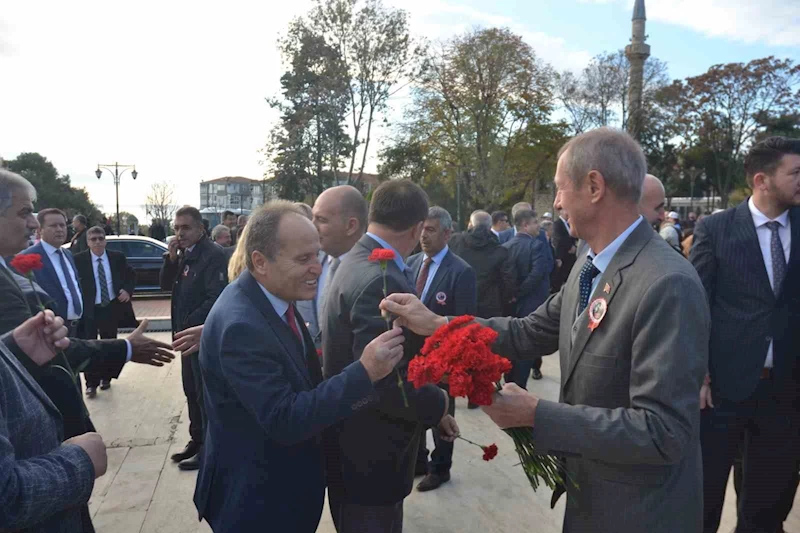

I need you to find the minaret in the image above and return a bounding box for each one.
[625,0,650,140]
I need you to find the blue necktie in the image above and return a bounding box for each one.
[577,257,600,315]
[56,249,83,317]
[766,221,787,296]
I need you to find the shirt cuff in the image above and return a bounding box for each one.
[125,340,133,362]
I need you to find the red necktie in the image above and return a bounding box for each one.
[285,305,302,343]
[415,257,433,297]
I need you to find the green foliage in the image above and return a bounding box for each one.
[3,153,104,224]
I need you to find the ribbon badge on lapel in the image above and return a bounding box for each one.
[435,292,447,306]
[588,297,608,331]
[183,265,190,277]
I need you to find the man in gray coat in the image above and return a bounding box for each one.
[382,127,710,533]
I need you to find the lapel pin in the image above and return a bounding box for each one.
[435,292,447,306]
[603,283,611,294]
[588,297,608,332]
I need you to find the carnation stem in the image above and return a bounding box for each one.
[381,262,409,408]
[456,435,486,449]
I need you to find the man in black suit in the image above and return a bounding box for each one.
[408,206,477,492]
[70,214,89,254]
[322,180,456,533]
[490,210,510,241]
[690,136,800,533]
[161,206,228,471]
[503,208,554,384]
[550,208,577,292]
[74,226,137,397]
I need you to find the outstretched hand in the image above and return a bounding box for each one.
[128,319,176,366]
[360,326,406,383]
[173,325,204,356]
[12,310,70,366]
[379,293,446,337]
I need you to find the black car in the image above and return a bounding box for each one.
[103,236,169,293]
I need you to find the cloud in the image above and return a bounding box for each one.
[588,0,800,47]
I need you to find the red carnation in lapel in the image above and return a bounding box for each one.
[10,254,44,276]
[368,248,396,263]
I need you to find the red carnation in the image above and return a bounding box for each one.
[316,349,323,358]
[368,248,396,263]
[10,254,44,276]
[482,444,498,461]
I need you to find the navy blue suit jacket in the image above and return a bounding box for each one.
[497,228,514,244]
[20,242,80,321]
[194,270,375,533]
[504,232,554,317]
[408,249,477,318]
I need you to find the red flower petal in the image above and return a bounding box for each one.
[368,248,396,262]
[10,254,44,276]
[482,444,498,461]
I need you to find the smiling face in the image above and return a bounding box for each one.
[256,213,322,302]
[40,213,68,247]
[0,187,39,256]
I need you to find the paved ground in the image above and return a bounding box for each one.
[132,297,171,320]
[85,332,799,532]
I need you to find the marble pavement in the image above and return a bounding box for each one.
[84,332,798,532]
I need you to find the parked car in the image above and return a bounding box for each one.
[64,235,168,293]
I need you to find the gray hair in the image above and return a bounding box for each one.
[427,206,452,230]
[558,127,646,205]
[246,200,305,269]
[541,220,554,232]
[469,210,491,230]
[514,208,538,228]
[511,202,532,217]
[0,169,36,216]
[211,224,231,242]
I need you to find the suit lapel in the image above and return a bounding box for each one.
[734,201,774,300]
[423,252,451,308]
[564,221,654,389]
[240,271,313,388]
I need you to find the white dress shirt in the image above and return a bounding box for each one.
[91,251,115,305]
[418,245,449,302]
[491,229,500,238]
[748,197,791,368]
[41,241,83,320]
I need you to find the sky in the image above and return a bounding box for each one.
[1,0,798,221]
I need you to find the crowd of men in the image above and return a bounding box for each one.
[0,128,798,533]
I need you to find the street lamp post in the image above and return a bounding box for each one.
[96,162,137,236]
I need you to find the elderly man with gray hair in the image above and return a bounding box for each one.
[210,224,232,248]
[382,127,710,533]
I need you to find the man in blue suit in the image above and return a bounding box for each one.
[20,208,84,332]
[503,208,554,385]
[194,201,409,533]
[408,206,477,492]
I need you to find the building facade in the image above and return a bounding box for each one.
[199,176,268,218]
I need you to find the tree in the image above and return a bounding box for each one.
[669,57,800,206]
[3,153,104,224]
[144,181,178,233]
[265,19,352,200]
[309,0,425,184]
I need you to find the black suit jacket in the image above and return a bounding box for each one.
[321,235,447,505]
[690,201,800,402]
[74,250,137,331]
[551,217,577,290]
[0,261,127,438]
[408,249,477,318]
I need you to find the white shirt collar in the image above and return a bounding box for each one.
[748,197,789,228]
[92,250,108,262]
[426,245,449,265]
[332,250,349,263]
[491,228,500,237]
[41,240,59,255]
[257,281,290,319]
[0,256,6,268]
[187,244,197,253]
[588,216,644,275]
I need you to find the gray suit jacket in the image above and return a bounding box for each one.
[0,335,95,532]
[481,220,709,533]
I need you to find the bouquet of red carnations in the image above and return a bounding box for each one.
[408,315,569,491]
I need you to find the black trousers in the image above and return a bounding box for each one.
[417,388,456,475]
[83,305,119,388]
[328,486,403,533]
[181,352,206,444]
[734,456,799,524]
[701,377,800,533]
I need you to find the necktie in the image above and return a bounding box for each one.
[415,257,433,298]
[766,221,787,296]
[285,304,302,343]
[577,257,601,315]
[97,257,111,306]
[56,249,83,316]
